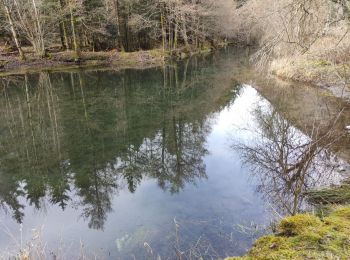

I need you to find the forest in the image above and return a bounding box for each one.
[0,0,235,58]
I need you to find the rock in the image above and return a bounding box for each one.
[346,125,350,131]
[269,243,278,249]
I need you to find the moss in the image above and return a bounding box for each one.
[278,214,322,236]
[227,206,350,260]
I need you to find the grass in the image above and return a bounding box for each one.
[267,34,350,97]
[226,206,350,260]
[231,0,350,96]
[306,181,350,205]
[0,224,98,260]
[269,56,350,89]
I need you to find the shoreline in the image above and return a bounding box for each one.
[0,49,167,77]
[2,47,349,104]
[269,56,350,102]
[0,47,216,77]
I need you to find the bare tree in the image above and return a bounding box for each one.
[0,0,236,58]
[1,0,26,60]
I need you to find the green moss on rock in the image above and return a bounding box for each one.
[227,206,350,260]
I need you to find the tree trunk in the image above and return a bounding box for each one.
[112,0,124,51]
[161,12,166,52]
[31,0,46,57]
[181,14,190,50]
[59,0,70,50]
[3,3,26,60]
[69,0,80,60]
[174,12,178,50]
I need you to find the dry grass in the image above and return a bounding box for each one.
[269,25,350,88]
[0,224,98,260]
[0,225,46,260]
[270,55,350,88]
[232,0,350,94]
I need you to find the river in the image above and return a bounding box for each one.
[0,48,349,259]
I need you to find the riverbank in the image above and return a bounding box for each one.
[230,0,350,102]
[269,55,350,101]
[0,49,167,77]
[0,46,216,77]
[226,178,350,259]
[227,205,350,259]
[227,60,350,260]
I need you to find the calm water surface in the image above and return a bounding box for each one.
[0,49,348,259]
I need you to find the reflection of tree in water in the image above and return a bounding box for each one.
[116,117,209,194]
[0,55,237,229]
[0,73,69,222]
[233,99,342,215]
[65,67,212,229]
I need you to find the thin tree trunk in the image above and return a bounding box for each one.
[124,10,129,51]
[112,0,124,51]
[181,14,190,50]
[161,12,166,51]
[168,8,173,50]
[3,3,26,60]
[173,12,178,50]
[69,0,80,60]
[31,0,45,57]
[59,23,67,50]
[59,0,69,50]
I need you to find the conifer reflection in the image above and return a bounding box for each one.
[0,56,237,229]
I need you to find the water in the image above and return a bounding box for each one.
[0,49,349,259]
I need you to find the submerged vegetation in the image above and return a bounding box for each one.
[227,206,350,260]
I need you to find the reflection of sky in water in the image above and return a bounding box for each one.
[0,85,272,258]
[0,80,344,259]
[3,59,347,260]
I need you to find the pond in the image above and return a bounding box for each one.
[0,48,349,259]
